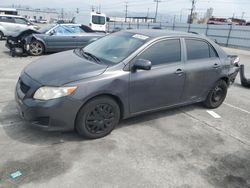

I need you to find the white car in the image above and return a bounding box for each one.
[0,14,39,39]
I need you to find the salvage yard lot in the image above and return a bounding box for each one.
[0,40,250,188]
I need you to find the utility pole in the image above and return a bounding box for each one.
[61,8,64,19]
[241,12,245,19]
[189,0,197,24]
[125,2,128,22]
[154,0,161,23]
[147,8,149,18]
[99,4,101,13]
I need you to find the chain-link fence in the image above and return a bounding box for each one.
[107,22,250,50]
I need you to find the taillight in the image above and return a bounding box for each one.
[232,56,240,67]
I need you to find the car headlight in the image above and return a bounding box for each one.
[33,86,77,100]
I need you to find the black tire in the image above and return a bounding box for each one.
[0,31,4,40]
[203,80,228,109]
[76,96,120,139]
[29,40,44,56]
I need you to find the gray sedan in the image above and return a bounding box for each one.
[26,24,105,56]
[7,24,105,56]
[15,30,239,139]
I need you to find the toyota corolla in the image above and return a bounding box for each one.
[15,30,239,139]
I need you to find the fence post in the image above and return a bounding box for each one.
[107,22,110,32]
[205,24,209,36]
[188,23,191,32]
[226,24,233,47]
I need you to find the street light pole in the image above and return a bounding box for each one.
[154,0,161,23]
[189,0,197,24]
[125,2,128,22]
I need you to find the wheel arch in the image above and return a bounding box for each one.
[74,93,125,129]
[30,36,46,52]
[220,76,230,86]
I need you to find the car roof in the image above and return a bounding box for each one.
[0,14,24,18]
[127,29,203,39]
[59,24,81,26]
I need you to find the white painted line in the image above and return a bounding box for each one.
[206,110,221,119]
[224,102,250,115]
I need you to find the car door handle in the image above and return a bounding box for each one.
[175,69,184,74]
[213,63,221,68]
[72,36,77,38]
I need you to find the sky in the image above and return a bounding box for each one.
[1,0,250,21]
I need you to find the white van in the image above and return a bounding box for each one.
[89,12,106,32]
[0,14,39,39]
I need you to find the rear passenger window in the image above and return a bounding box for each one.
[138,39,181,66]
[0,16,14,23]
[209,45,218,58]
[186,39,218,60]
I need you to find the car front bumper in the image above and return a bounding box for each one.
[15,75,82,131]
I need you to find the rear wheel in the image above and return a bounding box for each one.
[0,31,4,40]
[29,40,44,56]
[76,96,120,139]
[203,80,228,109]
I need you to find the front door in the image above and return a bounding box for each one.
[46,25,79,51]
[129,39,185,114]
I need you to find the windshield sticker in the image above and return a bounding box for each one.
[132,34,149,40]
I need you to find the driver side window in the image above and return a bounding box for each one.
[137,39,181,66]
[53,26,72,35]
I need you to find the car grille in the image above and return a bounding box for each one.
[20,80,30,94]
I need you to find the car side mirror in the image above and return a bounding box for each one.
[132,59,152,71]
[49,30,55,36]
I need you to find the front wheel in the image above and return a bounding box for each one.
[203,80,228,109]
[76,96,120,139]
[29,40,44,56]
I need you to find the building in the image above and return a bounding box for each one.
[109,16,155,23]
[17,8,59,22]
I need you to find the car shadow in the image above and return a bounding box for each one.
[118,104,201,128]
[2,100,203,146]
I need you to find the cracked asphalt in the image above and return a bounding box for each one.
[0,40,250,188]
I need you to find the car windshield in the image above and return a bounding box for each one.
[81,32,150,64]
[38,24,56,33]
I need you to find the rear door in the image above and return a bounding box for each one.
[0,16,16,36]
[182,38,222,102]
[66,25,90,48]
[129,38,185,113]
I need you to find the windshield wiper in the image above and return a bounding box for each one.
[81,49,102,64]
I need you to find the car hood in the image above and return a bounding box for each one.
[24,50,108,86]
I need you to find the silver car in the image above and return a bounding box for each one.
[0,14,38,39]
